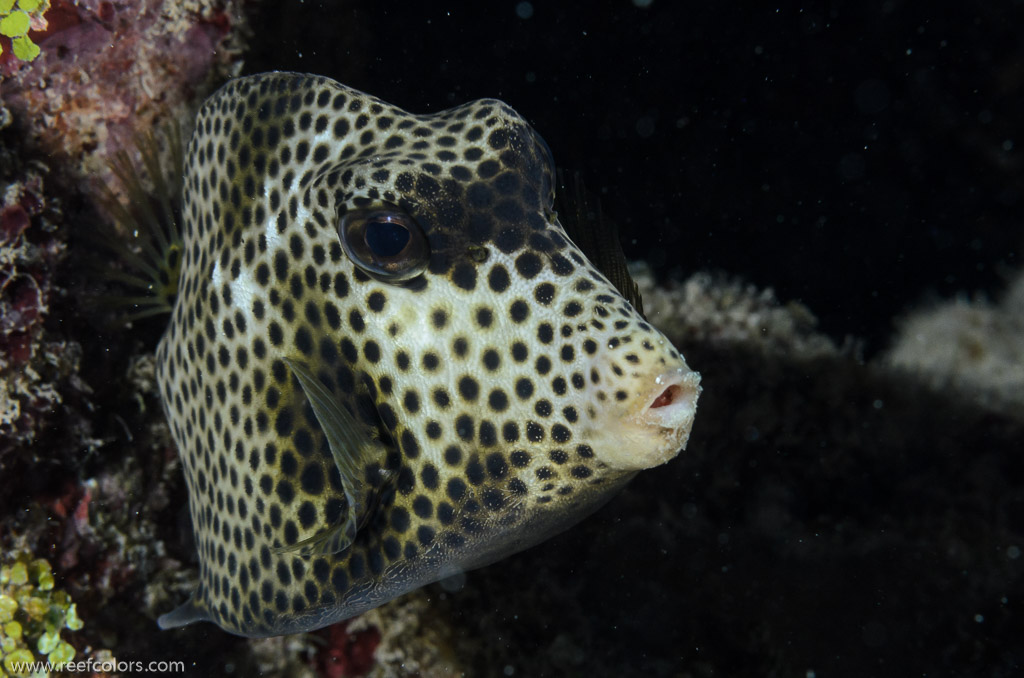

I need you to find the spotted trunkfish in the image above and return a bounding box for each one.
[144,72,701,636]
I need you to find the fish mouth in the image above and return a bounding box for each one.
[590,366,701,472]
[641,368,701,430]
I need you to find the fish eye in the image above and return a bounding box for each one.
[339,208,429,282]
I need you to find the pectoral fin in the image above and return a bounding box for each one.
[276,357,382,557]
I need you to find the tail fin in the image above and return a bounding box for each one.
[157,593,211,630]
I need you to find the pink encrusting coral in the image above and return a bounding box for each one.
[0,0,246,209]
[310,622,381,678]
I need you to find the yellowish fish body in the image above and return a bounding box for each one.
[156,72,700,637]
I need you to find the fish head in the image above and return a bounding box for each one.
[298,85,701,474]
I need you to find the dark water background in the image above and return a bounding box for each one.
[246,0,1024,353]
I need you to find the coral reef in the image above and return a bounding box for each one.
[310,622,381,678]
[0,158,66,449]
[0,0,247,208]
[0,1,252,676]
[632,262,840,359]
[348,591,460,678]
[0,105,94,501]
[882,268,1024,416]
[245,621,382,678]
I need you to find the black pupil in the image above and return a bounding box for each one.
[365,220,410,258]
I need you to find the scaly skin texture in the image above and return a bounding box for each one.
[156,72,699,637]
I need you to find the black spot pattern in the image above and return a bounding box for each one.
[155,71,695,638]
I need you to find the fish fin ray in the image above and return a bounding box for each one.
[281,357,382,556]
[554,169,645,318]
[271,520,357,557]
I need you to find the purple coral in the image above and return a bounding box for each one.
[0,161,69,457]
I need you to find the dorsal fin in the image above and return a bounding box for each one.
[554,169,645,318]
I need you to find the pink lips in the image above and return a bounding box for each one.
[642,369,700,430]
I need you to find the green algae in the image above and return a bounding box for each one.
[0,554,81,677]
[0,0,45,62]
